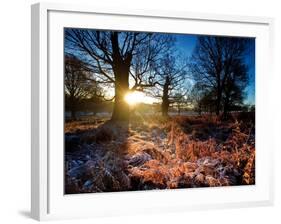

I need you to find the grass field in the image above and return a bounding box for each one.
[65,112,255,194]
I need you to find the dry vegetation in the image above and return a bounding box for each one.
[65,112,255,194]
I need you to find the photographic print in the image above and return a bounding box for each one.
[64,28,255,194]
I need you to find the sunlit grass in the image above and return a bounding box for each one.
[65,113,255,193]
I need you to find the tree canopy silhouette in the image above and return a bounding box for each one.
[151,53,188,116]
[65,29,173,121]
[189,36,250,116]
[65,54,103,120]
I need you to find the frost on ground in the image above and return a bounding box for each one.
[64,113,255,194]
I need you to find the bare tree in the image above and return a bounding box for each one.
[65,54,103,120]
[188,83,206,115]
[222,58,248,118]
[173,92,187,115]
[65,29,172,121]
[190,36,249,116]
[152,54,188,117]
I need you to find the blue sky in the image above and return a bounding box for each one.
[174,34,197,57]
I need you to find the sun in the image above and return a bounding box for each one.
[124,91,143,105]
[124,91,158,105]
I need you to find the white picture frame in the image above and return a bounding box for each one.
[31,2,274,221]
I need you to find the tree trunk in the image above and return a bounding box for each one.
[161,99,169,117]
[216,87,222,116]
[222,95,230,119]
[111,86,129,121]
[177,104,181,115]
[70,108,76,120]
[111,65,130,122]
[110,32,131,122]
[161,76,170,117]
[70,95,77,120]
[198,106,202,115]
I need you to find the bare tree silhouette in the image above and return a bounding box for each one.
[65,54,103,120]
[65,29,172,121]
[152,54,188,116]
[190,36,249,116]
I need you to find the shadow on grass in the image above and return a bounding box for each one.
[64,119,131,194]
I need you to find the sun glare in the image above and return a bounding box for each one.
[124,91,155,105]
[124,91,143,105]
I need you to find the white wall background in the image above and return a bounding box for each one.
[0,0,279,223]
